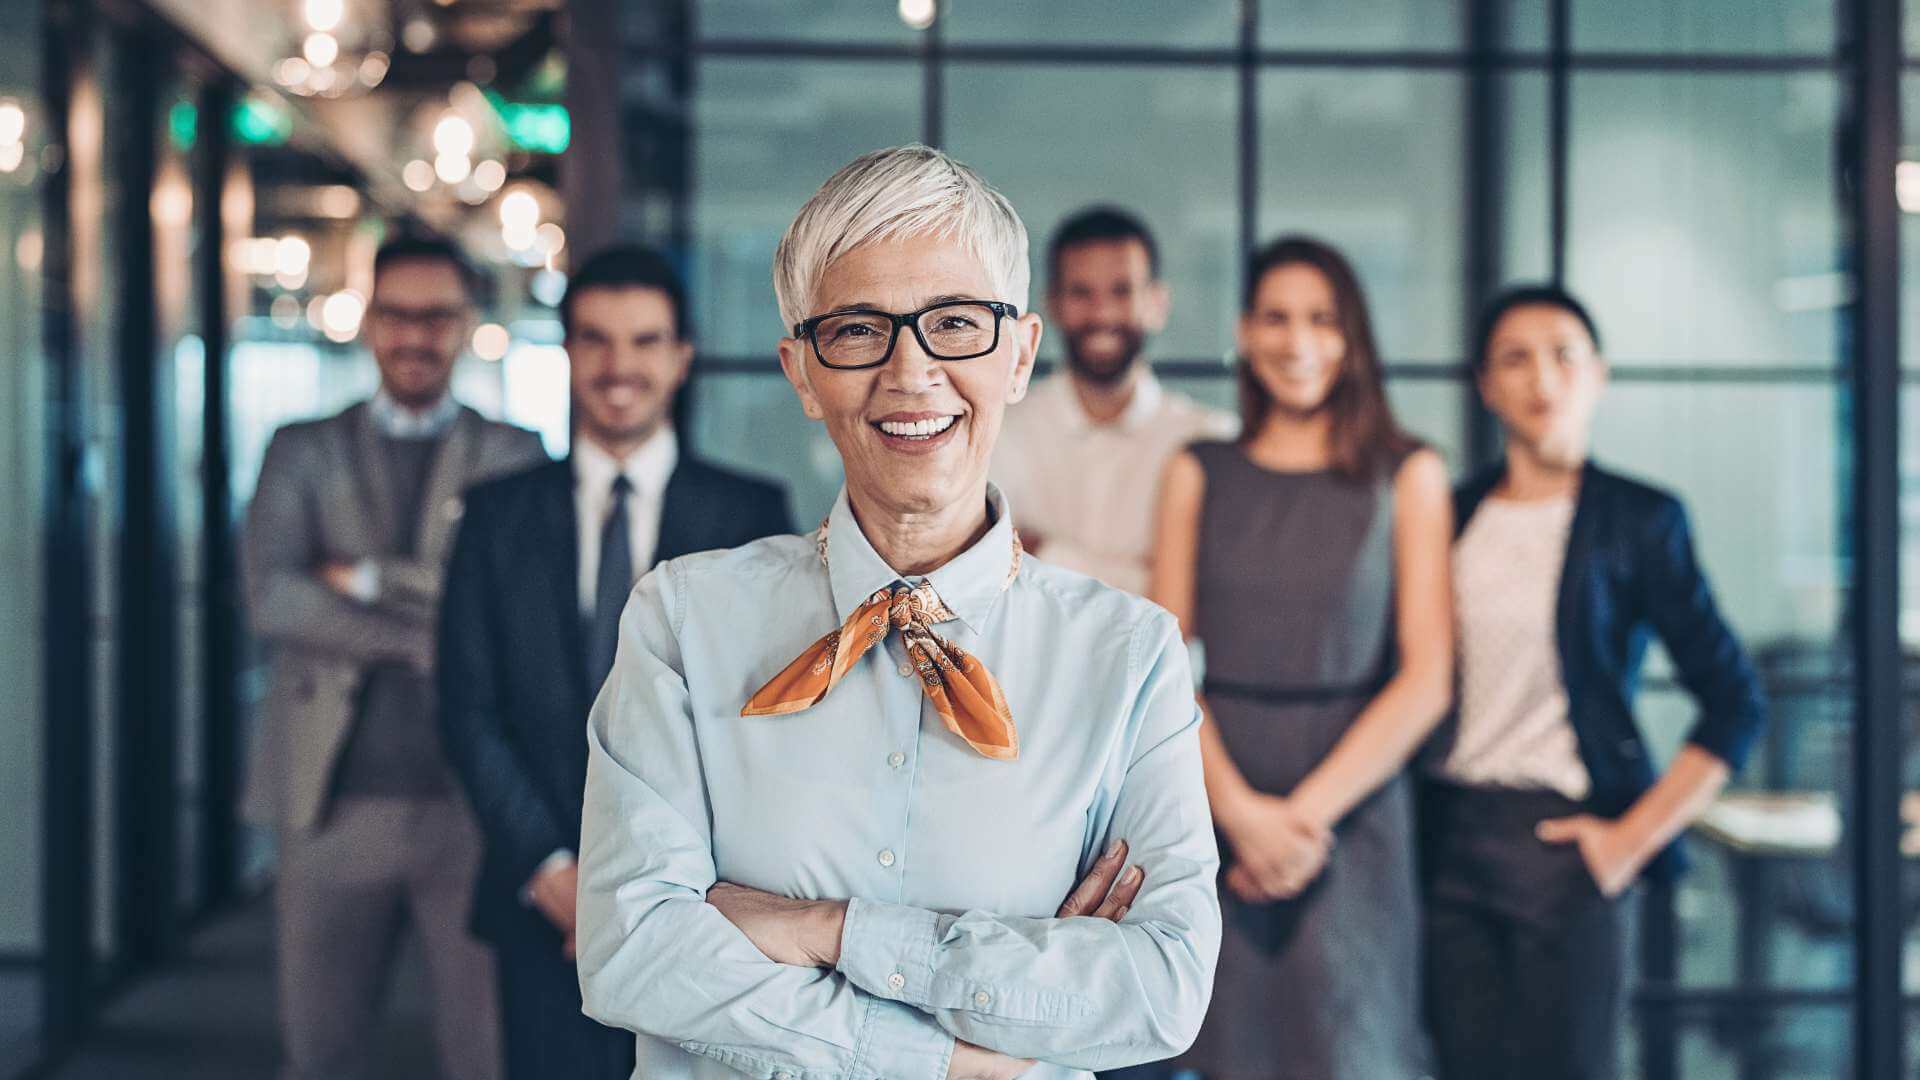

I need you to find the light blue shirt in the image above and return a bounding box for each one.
[576,485,1221,1080]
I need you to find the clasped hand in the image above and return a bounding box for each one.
[1217,792,1334,904]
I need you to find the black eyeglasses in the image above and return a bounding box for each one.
[793,299,1019,370]
[370,303,467,334]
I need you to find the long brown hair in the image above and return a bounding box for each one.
[1237,235,1417,481]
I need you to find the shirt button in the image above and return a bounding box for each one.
[897,662,914,677]
[773,1073,791,1080]
[877,848,896,868]
[887,751,906,769]
[887,971,906,992]
[973,990,991,1007]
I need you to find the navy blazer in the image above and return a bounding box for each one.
[437,451,794,941]
[1444,461,1768,882]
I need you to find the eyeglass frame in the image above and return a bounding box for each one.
[792,299,1021,370]
[368,302,469,335]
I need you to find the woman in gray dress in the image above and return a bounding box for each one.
[1149,236,1455,1080]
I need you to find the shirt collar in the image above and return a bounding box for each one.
[1046,368,1164,434]
[369,388,460,439]
[822,483,1018,635]
[572,426,680,496]
[1118,369,1165,430]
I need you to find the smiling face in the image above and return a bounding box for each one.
[1478,302,1607,467]
[778,232,1042,523]
[1238,261,1346,420]
[365,256,472,409]
[1048,238,1168,386]
[567,285,693,457]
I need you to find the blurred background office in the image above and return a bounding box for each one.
[0,0,1916,1077]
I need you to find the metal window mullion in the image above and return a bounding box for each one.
[1848,0,1903,1075]
[1548,0,1569,284]
[1238,0,1257,266]
[195,75,238,913]
[40,0,96,1054]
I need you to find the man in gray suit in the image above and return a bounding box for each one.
[242,236,547,1080]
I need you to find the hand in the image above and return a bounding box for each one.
[706,883,846,968]
[948,1039,1035,1080]
[1536,814,1642,899]
[318,560,362,598]
[1215,792,1333,903]
[528,862,579,958]
[1055,839,1145,921]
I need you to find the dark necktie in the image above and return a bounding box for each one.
[587,473,633,692]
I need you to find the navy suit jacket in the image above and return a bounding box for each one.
[1442,461,1768,882]
[438,450,794,940]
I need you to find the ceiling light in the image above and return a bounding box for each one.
[0,100,24,145]
[472,322,510,361]
[303,32,340,69]
[433,113,474,158]
[498,189,539,231]
[402,159,434,192]
[321,290,365,341]
[402,16,436,52]
[472,158,505,192]
[434,153,471,184]
[304,0,343,32]
[899,0,936,30]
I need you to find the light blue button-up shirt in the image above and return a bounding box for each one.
[576,485,1221,1080]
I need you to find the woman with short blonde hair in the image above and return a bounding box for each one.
[574,145,1221,1080]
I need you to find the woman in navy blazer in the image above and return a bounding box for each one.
[1422,286,1767,1080]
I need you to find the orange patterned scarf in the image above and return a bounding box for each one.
[741,521,1020,761]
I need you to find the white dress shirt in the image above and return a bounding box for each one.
[991,371,1236,595]
[572,425,679,616]
[526,425,683,896]
[1443,494,1593,799]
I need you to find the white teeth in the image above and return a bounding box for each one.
[878,415,957,438]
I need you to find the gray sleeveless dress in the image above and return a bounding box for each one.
[1174,441,1429,1080]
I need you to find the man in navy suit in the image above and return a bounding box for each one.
[439,246,793,1079]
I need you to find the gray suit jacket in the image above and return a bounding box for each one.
[241,400,548,833]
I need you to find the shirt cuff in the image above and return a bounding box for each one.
[848,996,955,1080]
[348,558,381,603]
[519,848,576,905]
[837,896,940,1007]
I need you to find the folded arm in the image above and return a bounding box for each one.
[829,613,1221,1071]
[366,556,445,621]
[381,429,548,617]
[575,563,960,1080]
[242,428,432,667]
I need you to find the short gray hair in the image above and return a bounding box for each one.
[773,144,1031,332]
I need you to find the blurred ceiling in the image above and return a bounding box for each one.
[150,0,567,253]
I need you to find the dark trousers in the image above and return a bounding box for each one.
[494,913,635,1080]
[1422,782,1632,1080]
